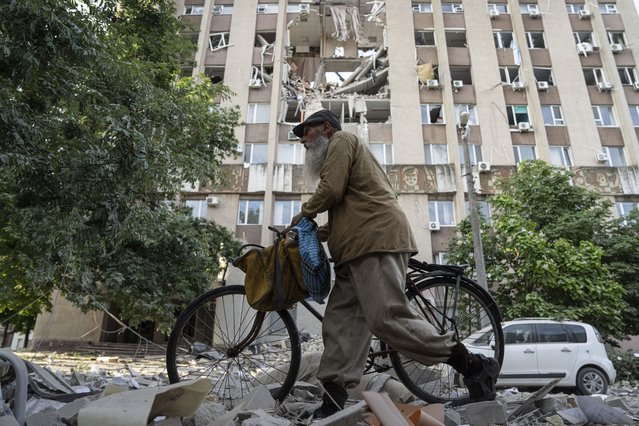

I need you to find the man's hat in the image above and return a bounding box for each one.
[292,110,342,138]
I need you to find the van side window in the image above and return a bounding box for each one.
[566,324,587,343]
[504,324,534,344]
[537,323,568,343]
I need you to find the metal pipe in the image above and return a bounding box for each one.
[0,349,27,426]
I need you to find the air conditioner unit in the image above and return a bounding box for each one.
[212,5,224,14]
[610,43,623,53]
[299,3,310,12]
[453,80,464,89]
[287,130,298,140]
[633,81,639,91]
[518,122,531,132]
[578,9,592,19]
[537,81,549,91]
[257,5,268,13]
[512,81,526,91]
[248,78,262,89]
[576,42,594,55]
[235,144,243,153]
[429,221,441,231]
[597,81,613,92]
[489,9,500,18]
[477,161,491,172]
[595,152,610,162]
[426,79,441,89]
[453,6,464,13]
[529,9,541,18]
[205,196,220,206]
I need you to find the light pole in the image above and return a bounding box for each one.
[459,112,488,290]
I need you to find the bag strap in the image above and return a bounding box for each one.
[273,237,285,309]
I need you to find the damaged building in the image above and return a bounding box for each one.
[31,0,639,347]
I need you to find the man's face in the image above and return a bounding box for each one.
[300,122,327,149]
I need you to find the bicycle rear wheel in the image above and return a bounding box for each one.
[166,285,301,408]
[390,275,504,404]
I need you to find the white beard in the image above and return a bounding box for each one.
[303,133,329,187]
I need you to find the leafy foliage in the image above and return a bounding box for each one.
[0,0,242,332]
[608,348,639,385]
[447,161,627,340]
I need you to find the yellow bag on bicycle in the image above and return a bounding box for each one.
[232,237,308,312]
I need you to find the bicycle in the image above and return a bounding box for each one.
[166,228,504,408]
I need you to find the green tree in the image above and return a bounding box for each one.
[0,0,242,332]
[447,161,627,340]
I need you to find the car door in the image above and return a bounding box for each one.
[534,323,580,386]
[498,323,540,386]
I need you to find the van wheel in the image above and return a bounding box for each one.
[576,367,607,395]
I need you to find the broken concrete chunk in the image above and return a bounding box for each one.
[557,407,588,425]
[463,400,507,426]
[576,395,637,425]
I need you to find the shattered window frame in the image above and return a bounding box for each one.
[541,105,564,126]
[412,3,433,13]
[445,30,467,48]
[602,146,626,166]
[525,32,546,49]
[247,103,271,124]
[607,31,627,47]
[243,143,268,164]
[277,144,304,165]
[273,200,301,226]
[493,31,514,49]
[618,67,638,85]
[582,67,607,86]
[428,200,456,226]
[533,67,554,86]
[454,105,478,126]
[420,104,444,124]
[500,67,520,84]
[629,105,639,127]
[184,5,205,15]
[487,3,508,13]
[185,199,207,218]
[506,105,530,125]
[573,31,595,45]
[209,32,230,51]
[592,105,617,127]
[513,146,537,164]
[550,146,572,167]
[369,144,394,165]
[237,199,264,225]
[415,31,436,46]
[458,144,483,165]
[424,144,449,165]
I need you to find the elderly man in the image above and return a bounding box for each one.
[291,110,498,418]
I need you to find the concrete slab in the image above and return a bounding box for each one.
[463,401,507,426]
[576,395,637,425]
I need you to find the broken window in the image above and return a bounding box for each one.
[500,67,520,84]
[421,104,444,124]
[424,144,448,164]
[599,4,618,14]
[184,5,204,15]
[428,201,455,226]
[412,3,432,13]
[487,3,508,13]
[415,31,435,46]
[533,67,554,86]
[454,105,478,125]
[255,32,276,47]
[602,147,626,166]
[204,66,225,84]
[369,144,394,165]
[238,200,264,225]
[277,144,304,164]
[592,105,617,127]
[458,144,483,165]
[243,144,268,164]
[507,105,529,125]
[582,68,606,86]
[608,32,627,47]
[525,32,546,49]
[550,146,572,167]
[445,31,466,48]
[618,67,638,85]
[450,67,472,85]
[541,106,564,126]
[442,3,464,13]
[247,103,271,124]
[494,32,514,48]
[513,146,536,164]
[209,33,230,51]
[274,200,301,226]
[566,4,585,14]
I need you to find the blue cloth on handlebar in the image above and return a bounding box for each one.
[293,218,331,303]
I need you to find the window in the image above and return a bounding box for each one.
[243,144,268,164]
[432,252,449,265]
[582,68,610,86]
[542,106,564,126]
[550,146,572,167]
[537,324,568,343]
[507,105,530,125]
[369,144,394,165]
[421,104,444,124]
[504,324,534,344]
[566,4,585,14]
[618,68,638,86]
[616,202,638,217]
[500,67,520,84]
[566,325,587,343]
[592,106,616,127]
[209,33,230,51]
[257,4,278,13]
[185,200,207,218]
[247,103,271,124]
[415,31,436,46]
[428,201,455,226]
[213,5,233,14]
[533,67,555,86]
[525,32,546,49]
[602,146,627,166]
[608,32,627,47]
[184,5,204,15]
[274,200,301,226]
[442,3,463,13]
[629,106,639,127]
[412,3,432,13]
[424,144,449,164]
[454,105,478,126]
[277,144,304,164]
[488,3,508,13]
[287,4,309,12]
[458,144,483,165]
[599,4,618,14]
[520,4,539,14]
[445,31,467,47]
[494,32,514,48]
[465,201,491,224]
[513,146,536,164]
[238,200,264,225]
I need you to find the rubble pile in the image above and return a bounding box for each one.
[1,347,639,425]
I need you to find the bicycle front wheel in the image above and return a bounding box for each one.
[390,276,504,404]
[166,285,301,408]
